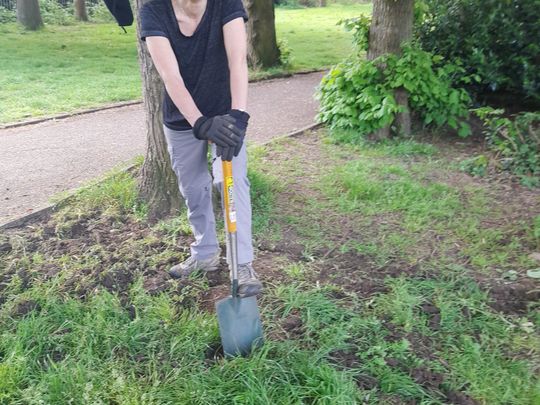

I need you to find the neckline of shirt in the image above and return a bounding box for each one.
[168,0,210,39]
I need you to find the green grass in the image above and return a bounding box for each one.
[0,279,360,404]
[315,131,538,272]
[0,3,370,124]
[270,276,540,404]
[275,3,371,70]
[0,23,141,124]
[50,162,147,223]
[1,127,538,403]
[1,277,537,403]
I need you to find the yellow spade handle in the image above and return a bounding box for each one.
[222,161,237,233]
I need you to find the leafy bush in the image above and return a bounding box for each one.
[88,0,115,23]
[0,0,115,25]
[318,17,471,137]
[416,0,540,103]
[274,0,316,8]
[473,108,540,185]
[0,6,16,23]
[40,0,75,25]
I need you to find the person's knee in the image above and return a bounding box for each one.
[181,179,213,205]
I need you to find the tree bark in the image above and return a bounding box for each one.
[135,0,183,221]
[16,0,43,30]
[367,0,414,139]
[243,0,280,68]
[74,0,88,22]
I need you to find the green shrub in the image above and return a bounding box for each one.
[318,17,471,138]
[275,0,324,8]
[318,50,471,137]
[416,0,540,102]
[40,0,75,25]
[88,0,115,23]
[473,108,540,185]
[0,6,16,23]
[277,38,293,67]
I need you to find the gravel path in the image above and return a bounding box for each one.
[0,71,325,225]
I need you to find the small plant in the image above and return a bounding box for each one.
[473,107,540,185]
[459,155,489,177]
[338,15,370,53]
[534,215,540,240]
[277,38,293,68]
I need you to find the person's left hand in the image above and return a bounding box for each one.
[226,109,250,157]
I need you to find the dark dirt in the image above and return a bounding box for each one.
[487,279,540,315]
[445,390,481,405]
[12,299,40,317]
[0,212,230,309]
[278,312,305,340]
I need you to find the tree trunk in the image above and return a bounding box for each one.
[74,0,88,22]
[73,0,88,21]
[16,0,43,30]
[135,0,183,221]
[367,0,414,139]
[243,0,280,68]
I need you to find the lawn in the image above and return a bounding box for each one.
[0,127,538,403]
[0,3,370,125]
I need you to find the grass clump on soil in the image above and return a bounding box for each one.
[1,127,539,404]
[52,166,147,220]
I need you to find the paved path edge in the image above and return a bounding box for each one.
[0,69,327,130]
[0,122,323,231]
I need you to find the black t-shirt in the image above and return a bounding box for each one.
[139,0,248,130]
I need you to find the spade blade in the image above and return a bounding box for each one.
[216,295,263,357]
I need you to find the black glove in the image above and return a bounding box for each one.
[226,109,250,157]
[216,144,235,162]
[193,115,242,148]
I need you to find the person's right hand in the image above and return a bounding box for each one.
[215,144,235,162]
[193,115,242,147]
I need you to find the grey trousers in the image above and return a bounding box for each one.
[163,125,254,264]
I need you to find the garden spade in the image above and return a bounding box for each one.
[215,160,263,357]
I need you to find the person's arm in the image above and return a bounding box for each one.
[223,17,248,111]
[145,36,202,126]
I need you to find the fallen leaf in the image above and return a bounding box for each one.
[526,269,540,279]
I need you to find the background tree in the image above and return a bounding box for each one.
[16,0,43,30]
[367,0,414,139]
[244,0,280,68]
[134,0,183,221]
[74,0,88,22]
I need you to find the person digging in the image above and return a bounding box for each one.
[139,0,262,297]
